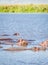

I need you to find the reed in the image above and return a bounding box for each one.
[0,4,48,13]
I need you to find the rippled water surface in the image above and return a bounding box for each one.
[0,13,48,65]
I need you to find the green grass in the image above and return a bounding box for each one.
[0,4,48,13]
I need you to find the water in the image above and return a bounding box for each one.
[0,13,48,65]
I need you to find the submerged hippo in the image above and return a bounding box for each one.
[31,46,46,52]
[13,33,20,36]
[17,39,28,47]
[32,47,40,51]
[1,34,10,36]
[39,40,48,48]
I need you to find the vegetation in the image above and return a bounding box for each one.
[0,4,48,13]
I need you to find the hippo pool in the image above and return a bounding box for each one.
[0,13,48,65]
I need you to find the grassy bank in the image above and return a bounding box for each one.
[0,4,48,13]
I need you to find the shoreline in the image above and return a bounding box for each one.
[0,13,48,14]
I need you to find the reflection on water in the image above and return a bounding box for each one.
[0,14,48,65]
